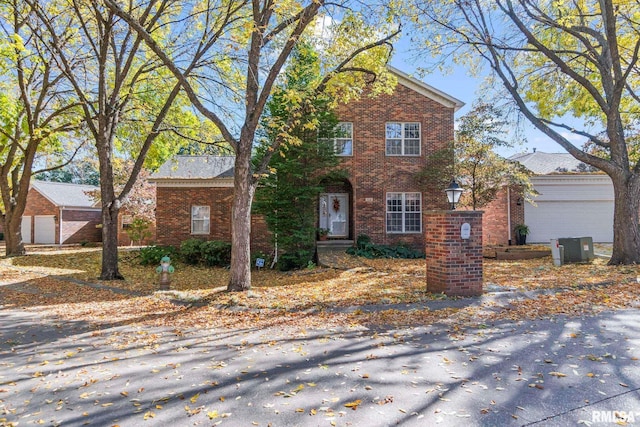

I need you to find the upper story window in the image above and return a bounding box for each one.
[321,122,353,156]
[386,122,420,156]
[386,192,422,233]
[191,205,210,235]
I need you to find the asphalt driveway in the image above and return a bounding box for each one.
[1,304,640,426]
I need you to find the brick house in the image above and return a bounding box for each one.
[21,181,102,245]
[149,156,271,251]
[509,151,612,243]
[480,150,616,246]
[151,66,464,251]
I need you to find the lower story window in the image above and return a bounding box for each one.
[121,214,133,229]
[386,192,421,233]
[191,205,210,234]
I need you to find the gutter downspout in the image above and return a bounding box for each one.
[507,188,512,245]
[59,207,63,245]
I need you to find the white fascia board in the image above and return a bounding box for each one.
[387,66,465,111]
[153,178,235,188]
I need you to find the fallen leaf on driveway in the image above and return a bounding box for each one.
[345,400,362,410]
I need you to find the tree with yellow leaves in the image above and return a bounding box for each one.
[410,0,640,264]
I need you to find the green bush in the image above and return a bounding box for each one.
[201,240,232,267]
[125,218,153,245]
[180,238,205,265]
[347,234,424,259]
[139,245,178,265]
[278,249,313,271]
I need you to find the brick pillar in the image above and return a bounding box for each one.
[425,210,483,297]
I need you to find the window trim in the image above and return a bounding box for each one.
[386,192,422,234]
[385,122,421,156]
[191,205,210,235]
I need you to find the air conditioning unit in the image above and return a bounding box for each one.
[558,237,594,263]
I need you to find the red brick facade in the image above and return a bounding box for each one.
[154,186,271,252]
[117,214,157,246]
[425,211,483,296]
[60,209,101,244]
[328,81,456,248]
[477,186,525,246]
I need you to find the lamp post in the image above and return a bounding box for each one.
[445,179,463,210]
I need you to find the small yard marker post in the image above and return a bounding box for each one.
[156,256,175,291]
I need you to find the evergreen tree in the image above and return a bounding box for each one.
[254,44,344,270]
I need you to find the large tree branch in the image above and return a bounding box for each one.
[251,2,324,132]
[31,140,87,175]
[103,0,240,150]
[26,0,100,140]
[116,82,183,206]
[497,0,610,111]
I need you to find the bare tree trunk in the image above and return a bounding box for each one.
[1,162,33,258]
[100,202,123,279]
[228,149,256,292]
[609,174,640,264]
[97,134,123,280]
[3,211,25,257]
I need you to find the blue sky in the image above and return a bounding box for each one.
[388,43,576,157]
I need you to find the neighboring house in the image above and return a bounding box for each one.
[151,66,464,251]
[511,151,613,243]
[466,150,613,246]
[22,181,102,245]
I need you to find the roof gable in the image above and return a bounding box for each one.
[31,181,100,208]
[150,155,235,181]
[387,66,465,111]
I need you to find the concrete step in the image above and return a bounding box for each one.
[316,240,354,249]
[316,241,360,269]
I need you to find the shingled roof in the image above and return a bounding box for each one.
[31,181,100,208]
[509,151,598,175]
[150,156,235,181]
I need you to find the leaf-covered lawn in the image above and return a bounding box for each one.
[2,248,640,333]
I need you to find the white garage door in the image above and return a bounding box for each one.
[34,215,56,244]
[21,216,32,244]
[525,200,613,243]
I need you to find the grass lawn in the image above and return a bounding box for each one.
[1,246,639,332]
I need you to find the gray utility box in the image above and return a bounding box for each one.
[558,237,594,263]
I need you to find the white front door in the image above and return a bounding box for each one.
[319,193,348,238]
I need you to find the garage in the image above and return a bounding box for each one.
[21,216,32,244]
[525,175,614,243]
[34,215,56,244]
